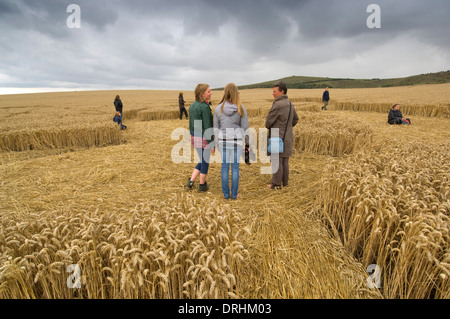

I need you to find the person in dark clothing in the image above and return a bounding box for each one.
[322,88,330,110]
[186,84,215,193]
[114,95,123,114]
[179,92,188,120]
[114,95,125,127]
[388,104,411,125]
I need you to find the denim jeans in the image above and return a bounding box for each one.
[195,147,211,175]
[219,143,243,199]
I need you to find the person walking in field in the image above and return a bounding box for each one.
[178,92,188,120]
[388,104,411,125]
[265,81,299,189]
[114,95,125,126]
[322,87,330,110]
[186,84,215,192]
[214,83,250,200]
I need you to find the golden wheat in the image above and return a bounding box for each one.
[1,86,449,299]
[0,193,249,299]
[318,141,450,298]
[0,123,125,152]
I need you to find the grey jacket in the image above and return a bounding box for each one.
[214,102,250,147]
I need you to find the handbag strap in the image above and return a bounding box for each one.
[283,102,292,141]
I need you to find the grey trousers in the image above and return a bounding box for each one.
[271,156,290,187]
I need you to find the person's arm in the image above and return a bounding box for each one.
[388,110,394,123]
[213,106,220,148]
[202,104,214,146]
[265,104,279,129]
[292,106,299,127]
[241,106,250,145]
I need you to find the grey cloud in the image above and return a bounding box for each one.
[0,0,19,15]
[0,0,449,93]
[0,0,119,37]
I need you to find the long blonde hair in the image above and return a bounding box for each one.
[219,83,243,117]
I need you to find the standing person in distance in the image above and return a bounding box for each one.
[214,83,250,200]
[322,87,330,110]
[186,84,215,192]
[179,92,188,120]
[265,81,299,189]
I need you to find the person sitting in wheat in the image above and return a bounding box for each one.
[388,104,411,125]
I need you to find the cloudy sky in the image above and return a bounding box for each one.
[0,0,449,94]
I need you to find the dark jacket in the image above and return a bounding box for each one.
[179,96,185,109]
[265,95,299,157]
[189,101,214,144]
[114,98,123,113]
[322,90,330,102]
[388,108,403,124]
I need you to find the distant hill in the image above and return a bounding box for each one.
[221,70,450,90]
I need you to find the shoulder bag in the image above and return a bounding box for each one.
[268,102,292,154]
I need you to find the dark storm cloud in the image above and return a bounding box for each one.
[0,0,119,34]
[0,0,449,93]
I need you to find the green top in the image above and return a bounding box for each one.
[189,101,214,144]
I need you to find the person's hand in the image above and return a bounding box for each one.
[211,147,215,154]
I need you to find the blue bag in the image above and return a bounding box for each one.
[268,137,284,154]
[267,102,292,155]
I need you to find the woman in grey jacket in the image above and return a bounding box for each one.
[214,83,249,200]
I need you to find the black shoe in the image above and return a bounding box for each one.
[199,182,209,192]
[186,178,194,189]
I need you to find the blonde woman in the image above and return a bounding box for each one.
[186,84,215,192]
[214,83,249,200]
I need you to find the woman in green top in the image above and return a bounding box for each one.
[186,83,215,192]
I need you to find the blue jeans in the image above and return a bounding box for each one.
[219,143,243,199]
[195,147,211,175]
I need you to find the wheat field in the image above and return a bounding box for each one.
[0,84,449,299]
